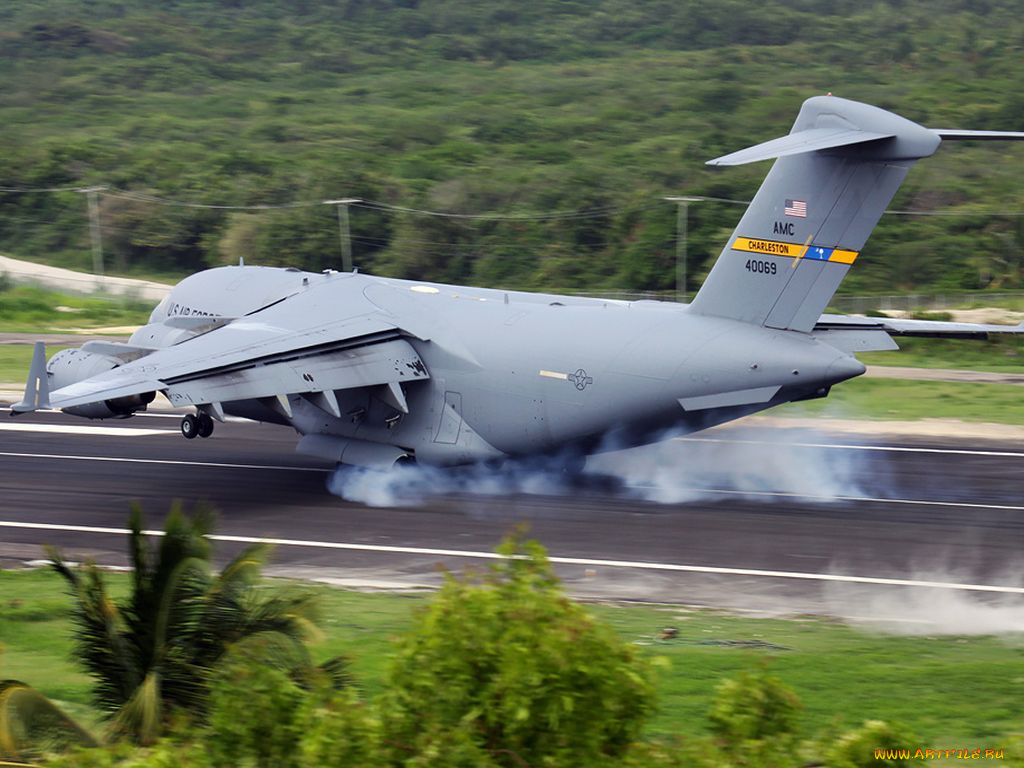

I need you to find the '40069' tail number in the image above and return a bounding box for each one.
[745,259,777,275]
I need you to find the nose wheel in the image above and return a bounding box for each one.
[181,412,214,439]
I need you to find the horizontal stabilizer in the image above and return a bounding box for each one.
[932,129,1024,141]
[707,127,894,166]
[816,313,1024,339]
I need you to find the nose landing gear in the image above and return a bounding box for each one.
[181,411,215,439]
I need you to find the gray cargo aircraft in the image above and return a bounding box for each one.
[13,96,1024,469]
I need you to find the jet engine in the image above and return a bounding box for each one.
[46,348,155,419]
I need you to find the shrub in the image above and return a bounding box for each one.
[378,533,657,767]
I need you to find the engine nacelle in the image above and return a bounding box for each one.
[64,392,157,419]
[47,348,155,419]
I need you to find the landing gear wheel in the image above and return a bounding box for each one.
[196,412,214,438]
[181,413,199,439]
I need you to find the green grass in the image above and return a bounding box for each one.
[860,336,1024,372]
[781,377,1024,425]
[0,284,151,334]
[2,568,1022,747]
[0,344,71,383]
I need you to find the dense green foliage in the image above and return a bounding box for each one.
[378,534,657,767]
[3,1,1024,294]
[204,657,377,768]
[18,533,934,767]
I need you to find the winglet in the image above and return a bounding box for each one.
[11,342,51,415]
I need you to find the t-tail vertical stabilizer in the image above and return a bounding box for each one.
[688,96,1023,332]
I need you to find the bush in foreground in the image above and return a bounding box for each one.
[378,533,658,768]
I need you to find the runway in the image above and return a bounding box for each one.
[2,407,1024,622]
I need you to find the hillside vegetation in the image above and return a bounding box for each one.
[3,0,1024,294]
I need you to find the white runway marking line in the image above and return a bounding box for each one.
[625,484,1024,513]
[1,519,1022,595]
[677,436,1024,459]
[0,422,175,437]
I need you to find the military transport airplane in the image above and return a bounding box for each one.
[12,96,1024,469]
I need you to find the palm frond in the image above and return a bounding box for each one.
[108,671,162,746]
[0,680,97,760]
[50,503,333,741]
[127,503,149,603]
[316,656,356,692]
[213,543,272,599]
[49,552,140,710]
[153,555,212,657]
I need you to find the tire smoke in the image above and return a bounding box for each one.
[326,426,874,508]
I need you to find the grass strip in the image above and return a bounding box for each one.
[780,377,1024,425]
[1,568,1021,745]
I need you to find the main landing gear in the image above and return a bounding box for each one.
[181,411,214,439]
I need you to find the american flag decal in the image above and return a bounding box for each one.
[784,199,807,218]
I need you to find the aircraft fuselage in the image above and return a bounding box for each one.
[144,266,863,466]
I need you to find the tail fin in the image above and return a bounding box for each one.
[689,96,1024,332]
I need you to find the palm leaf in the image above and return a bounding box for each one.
[0,680,97,760]
[48,551,139,711]
[315,656,355,692]
[107,671,161,747]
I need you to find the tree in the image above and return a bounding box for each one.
[49,503,326,745]
[378,533,657,768]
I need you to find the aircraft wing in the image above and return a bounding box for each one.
[41,282,430,415]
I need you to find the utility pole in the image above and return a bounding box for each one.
[323,198,361,272]
[664,196,703,302]
[81,186,108,287]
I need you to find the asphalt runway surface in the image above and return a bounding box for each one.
[2,406,1024,625]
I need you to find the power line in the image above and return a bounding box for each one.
[0,184,97,193]
[102,189,322,210]
[8,184,1024,219]
[98,190,651,220]
[355,199,664,221]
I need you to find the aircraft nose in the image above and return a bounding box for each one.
[827,354,866,384]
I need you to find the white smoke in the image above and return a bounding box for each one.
[824,569,1024,636]
[326,426,873,508]
[588,426,875,504]
[326,448,588,507]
